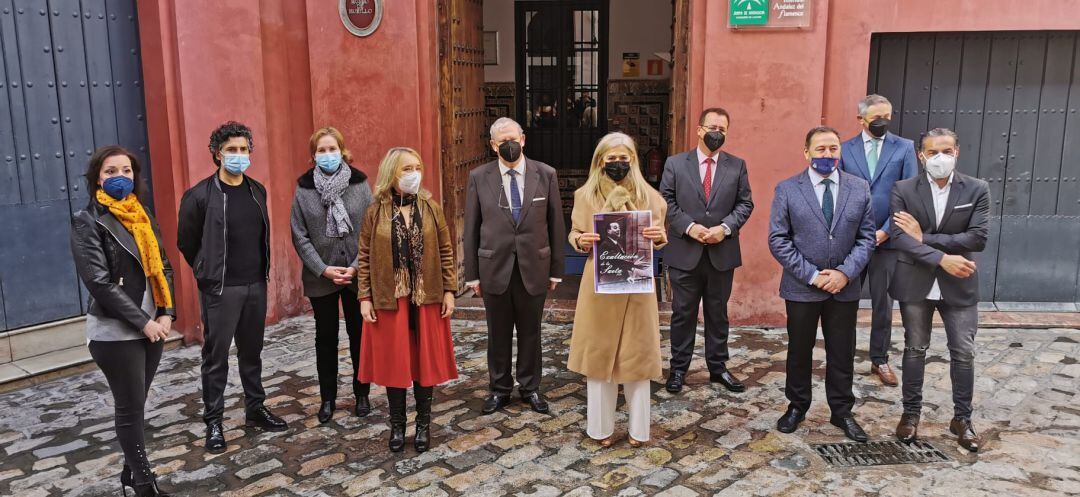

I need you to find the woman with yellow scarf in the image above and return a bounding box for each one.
[568,133,668,447]
[70,146,176,497]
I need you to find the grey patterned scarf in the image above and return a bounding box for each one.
[313,165,353,237]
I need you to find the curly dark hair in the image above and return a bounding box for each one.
[208,121,254,167]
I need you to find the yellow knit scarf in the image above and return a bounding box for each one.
[95,189,173,309]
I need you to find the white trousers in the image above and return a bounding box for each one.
[586,378,651,442]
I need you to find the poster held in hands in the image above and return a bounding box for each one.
[593,211,654,294]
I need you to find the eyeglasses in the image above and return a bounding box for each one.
[700,125,725,132]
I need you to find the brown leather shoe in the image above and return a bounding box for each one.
[895,413,919,443]
[949,418,981,452]
[871,363,899,386]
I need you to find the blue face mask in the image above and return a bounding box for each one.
[315,152,342,174]
[222,154,251,175]
[810,157,838,175]
[102,176,135,200]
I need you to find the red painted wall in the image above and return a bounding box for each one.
[686,0,1080,326]
[139,0,1080,337]
[139,0,441,342]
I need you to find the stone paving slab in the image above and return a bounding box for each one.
[0,318,1077,496]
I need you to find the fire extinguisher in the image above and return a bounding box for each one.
[646,147,663,183]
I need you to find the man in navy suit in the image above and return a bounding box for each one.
[838,94,918,387]
[768,126,876,442]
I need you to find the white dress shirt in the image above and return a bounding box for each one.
[807,166,841,285]
[685,148,730,236]
[466,158,560,288]
[925,172,953,300]
[862,130,883,162]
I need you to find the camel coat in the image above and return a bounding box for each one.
[567,185,668,383]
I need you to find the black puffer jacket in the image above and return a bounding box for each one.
[177,173,270,295]
[69,198,177,332]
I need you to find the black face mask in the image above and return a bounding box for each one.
[603,161,631,182]
[703,131,725,152]
[498,140,522,163]
[867,118,890,138]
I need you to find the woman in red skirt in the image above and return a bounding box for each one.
[356,146,459,453]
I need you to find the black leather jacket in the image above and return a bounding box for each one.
[176,173,270,295]
[69,198,177,332]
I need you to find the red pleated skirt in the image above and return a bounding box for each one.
[358,297,459,388]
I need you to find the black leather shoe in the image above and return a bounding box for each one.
[776,407,806,434]
[246,406,289,432]
[205,422,226,454]
[521,391,550,414]
[481,393,512,414]
[830,415,869,443]
[665,370,686,394]
[355,396,371,417]
[709,367,747,393]
[317,401,334,424]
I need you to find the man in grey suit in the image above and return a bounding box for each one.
[464,117,566,415]
[660,107,754,394]
[839,94,919,387]
[768,126,876,442]
[889,128,989,452]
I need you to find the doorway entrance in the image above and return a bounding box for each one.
[438,0,687,295]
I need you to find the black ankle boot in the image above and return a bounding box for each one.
[120,465,133,496]
[414,384,433,453]
[387,387,407,452]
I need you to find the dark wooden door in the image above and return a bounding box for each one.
[438,0,486,292]
[0,0,152,330]
[868,31,1080,307]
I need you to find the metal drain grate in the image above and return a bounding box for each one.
[811,440,951,467]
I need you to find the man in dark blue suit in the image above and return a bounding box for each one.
[769,126,876,442]
[838,94,918,387]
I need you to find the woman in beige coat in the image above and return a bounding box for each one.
[568,132,668,447]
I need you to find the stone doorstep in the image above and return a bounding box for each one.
[1,316,87,362]
[0,332,184,393]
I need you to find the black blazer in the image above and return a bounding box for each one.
[888,173,990,306]
[70,198,177,331]
[660,149,754,272]
[462,158,566,296]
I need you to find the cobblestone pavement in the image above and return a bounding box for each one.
[0,318,1077,496]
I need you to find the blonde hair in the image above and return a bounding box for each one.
[580,132,650,208]
[309,126,354,165]
[373,147,426,200]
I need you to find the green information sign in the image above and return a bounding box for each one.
[729,0,812,29]
[730,0,768,26]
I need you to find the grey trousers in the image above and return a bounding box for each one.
[863,248,897,365]
[899,299,978,419]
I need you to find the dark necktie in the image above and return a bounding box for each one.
[508,169,522,223]
[821,178,834,228]
[702,157,714,200]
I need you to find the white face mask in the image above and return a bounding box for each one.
[924,153,956,179]
[398,170,422,195]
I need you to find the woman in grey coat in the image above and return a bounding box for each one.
[291,127,374,423]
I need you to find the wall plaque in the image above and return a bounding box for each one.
[340,0,383,37]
